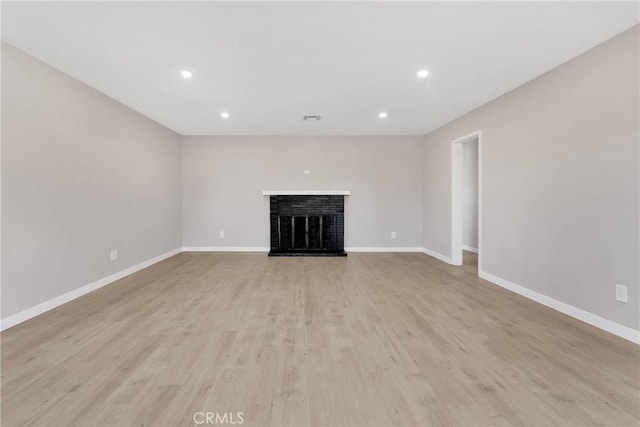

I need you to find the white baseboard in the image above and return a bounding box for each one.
[182,246,269,252]
[346,247,423,252]
[478,270,640,345]
[0,248,182,331]
[183,246,424,253]
[462,245,478,254]
[421,247,454,265]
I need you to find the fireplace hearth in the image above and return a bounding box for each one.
[269,195,346,256]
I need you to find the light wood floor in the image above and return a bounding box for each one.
[2,252,639,426]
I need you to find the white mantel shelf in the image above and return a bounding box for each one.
[262,190,351,196]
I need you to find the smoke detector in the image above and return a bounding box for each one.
[303,115,322,121]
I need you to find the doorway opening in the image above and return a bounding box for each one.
[451,130,482,272]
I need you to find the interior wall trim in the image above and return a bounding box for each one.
[0,248,182,331]
[478,270,640,345]
[346,247,423,252]
[182,246,270,252]
[462,245,479,254]
[422,247,455,264]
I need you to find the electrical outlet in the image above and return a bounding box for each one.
[304,170,311,175]
[616,284,628,303]
[219,231,225,238]
[391,232,397,240]
[110,250,118,261]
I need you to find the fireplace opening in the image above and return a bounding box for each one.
[269,195,346,256]
[277,215,336,250]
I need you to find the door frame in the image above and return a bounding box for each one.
[451,130,482,271]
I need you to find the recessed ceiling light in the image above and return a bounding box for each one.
[417,69,429,78]
[378,112,388,119]
[220,112,230,119]
[180,70,192,79]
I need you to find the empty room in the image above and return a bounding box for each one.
[1,1,639,426]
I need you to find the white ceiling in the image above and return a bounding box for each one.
[2,1,638,136]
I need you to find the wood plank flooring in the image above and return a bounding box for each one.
[2,252,638,426]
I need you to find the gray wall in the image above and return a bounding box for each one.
[182,136,423,249]
[462,140,479,250]
[1,43,183,318]
[422,26,639,329]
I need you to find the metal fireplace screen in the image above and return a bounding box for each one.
[277,215,337,250]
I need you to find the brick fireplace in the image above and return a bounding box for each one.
[267,193,347,256]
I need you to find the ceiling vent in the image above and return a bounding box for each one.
[303,115,321,121]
